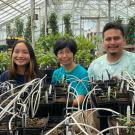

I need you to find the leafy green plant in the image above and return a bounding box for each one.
[35,34,61,69]
[75,35,97,67]
[0,51,10,71]
[75,50,96,68]
[75,35,96,50]
[36,33,62,52]
[36,51,57,69]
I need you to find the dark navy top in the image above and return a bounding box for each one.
[0,70,26,85]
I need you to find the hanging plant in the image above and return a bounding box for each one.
[49,12,59,35]
[63,13,73,36]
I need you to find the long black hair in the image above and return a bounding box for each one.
[9,40,38,81]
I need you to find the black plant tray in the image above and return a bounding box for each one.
[0,128,43,135]
[92,95,131,116]
[91,89,133,116]
[0,130,15,135]
[96,101,119,116]
[15,127,44,135]
[0,118,47,135]
[35,102,67,117]
[45,116,64,132]
[0,115,47,133]
[96,100,131,116]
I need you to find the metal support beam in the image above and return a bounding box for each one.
[80,16,82,35]
[44,0,48,35]
[97,0,101,33]
[108,0,111,22]
[31,0,35,49]
[80,16,112,20]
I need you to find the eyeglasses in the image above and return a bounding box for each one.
[57,50,72,55]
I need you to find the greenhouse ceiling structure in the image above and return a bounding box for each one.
[0,0,135,47]
[0,0,135,27]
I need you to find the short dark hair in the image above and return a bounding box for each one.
[54,37,77,55]
[102,22,125,38]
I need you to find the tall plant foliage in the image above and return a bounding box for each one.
[63,14,72,36]
[15,17,24,37]
[113,16,135,45]
[40,19,45,36]
[6,22,12,37]
[126,16,135,44]
[24,16,32,42]
[49,12,59,35]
